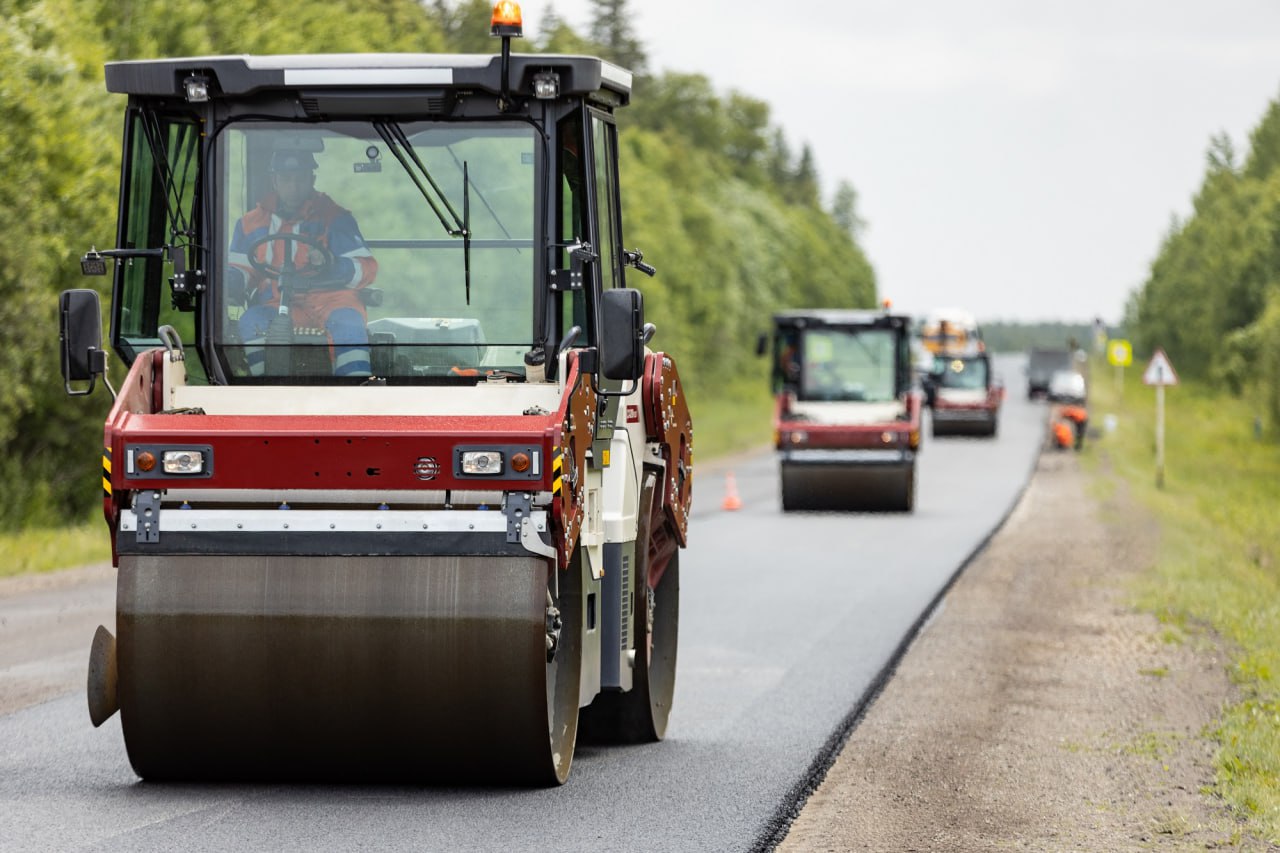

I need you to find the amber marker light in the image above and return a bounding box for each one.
[490,1,523,37]
[135,450,157,472]
[511,451,531,473]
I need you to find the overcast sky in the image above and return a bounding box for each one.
[523,1,1280,324]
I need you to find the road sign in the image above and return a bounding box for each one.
[1142,348,1178,386]
[1107,339,1132,367]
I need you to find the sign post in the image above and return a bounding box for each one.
[1107,339,1132,399]
[1142,348,1178,488]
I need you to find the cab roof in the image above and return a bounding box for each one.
[772,309,909,329]
[104,53,632,105]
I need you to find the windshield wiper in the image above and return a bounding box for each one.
[374,121,473,303]
[442,145,515,246]
[846,331,883,366]
[140,113,198,240]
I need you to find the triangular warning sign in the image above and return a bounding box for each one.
[1142,348,1178,386]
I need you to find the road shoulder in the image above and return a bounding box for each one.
[0,562,114,716]
[779,450,1250,850]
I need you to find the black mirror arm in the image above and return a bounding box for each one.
[623,249,656,277]
[80,246,164,276]
[597,372,642,399]
[64,348,107,397]
[97,247,164,260]
[596,324,654,399]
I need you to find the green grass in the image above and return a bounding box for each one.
[684,375,775,462]
[0,520,110,578]
[1118,728,1182,760]
[1086,356,1280,844]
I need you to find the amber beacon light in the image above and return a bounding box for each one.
[490,1,523,37]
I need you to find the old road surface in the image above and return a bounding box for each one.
[2,355,1043,852]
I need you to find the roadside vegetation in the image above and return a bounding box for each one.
[1127,92,1280,440]
[1085,363,1280,844]
[1112,72,1280,845]
[982,321,1108,354]
[0,522,107,578]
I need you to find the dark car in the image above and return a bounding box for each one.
[1026,348,1072,398]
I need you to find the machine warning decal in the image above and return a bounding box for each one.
[552,448,564,496]
[102,448,112,498]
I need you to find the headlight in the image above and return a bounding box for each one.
[162,449,205,474]
[460,450,504,475]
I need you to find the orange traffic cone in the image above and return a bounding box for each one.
[722,471,743,511]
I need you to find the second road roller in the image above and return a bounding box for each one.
[760,309,920,512]
[58,4,692,785]
[924,350,1004,438]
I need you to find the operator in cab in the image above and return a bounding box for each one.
[227,149,379,377]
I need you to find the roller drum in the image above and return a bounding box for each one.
[116,553,581,784]
[780,461,915,512]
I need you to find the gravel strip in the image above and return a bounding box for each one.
[779,450,1252,851]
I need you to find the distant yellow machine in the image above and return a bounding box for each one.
[919,308,983,356]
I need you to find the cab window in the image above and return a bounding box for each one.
[113,110,207,381]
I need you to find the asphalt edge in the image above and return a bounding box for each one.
[748,431,1048,853]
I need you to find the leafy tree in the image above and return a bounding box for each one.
[430,0,497,54]
[1129,97,1280,436]
[587,0,646,73]
[768,128,793,190]
[791,144,820,207]
[538,5,596,54]
[627,72,723,150]
[1206,130,1237,174]
[982,322,1109,354]
[0,0,118,526]
[1244,95,1280,181]
[721,93,771,180]
[831,180,866,238]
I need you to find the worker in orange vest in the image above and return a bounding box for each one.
[1060,404,1088,450]
[1051,420,1074,449]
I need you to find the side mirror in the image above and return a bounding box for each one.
[59,289,106,396]
[600,287,645,382]
[755,333,768,357]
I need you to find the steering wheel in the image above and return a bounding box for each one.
[245,231,336,279]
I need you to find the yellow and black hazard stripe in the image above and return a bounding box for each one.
[551,446,564,497]
[102,448,112,499]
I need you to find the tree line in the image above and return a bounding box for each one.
[980,322,1109,355]
[0,0,876,528]
[1127,91,1280,433]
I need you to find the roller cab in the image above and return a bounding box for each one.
[763,310,920,512]
[925,352,1003,437]
[58,7,693,785]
